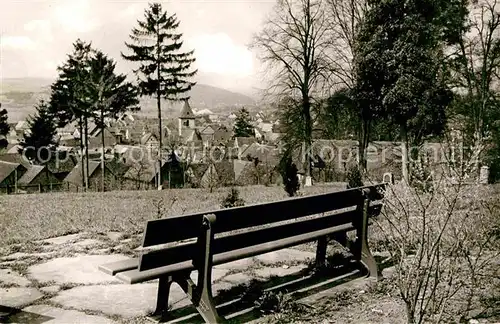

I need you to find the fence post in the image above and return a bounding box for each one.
[39,184,42,193]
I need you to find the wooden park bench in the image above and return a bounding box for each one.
[99,184,385,323]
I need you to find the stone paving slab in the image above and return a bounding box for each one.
[39,233,83,245]
[107,232,125,242]
[28,255,130,285]
[221,273,253,285]
[255,249,315,265]
[190,268,229,284]
[214,258,257,271]
[1,251,56,262]
[0,287,43,308]
[74,239,104,247]
[40,285,60,294]
[254,265,308,279]
[16,305,118,324]
[0,269,31,287]
[50,283,185,318]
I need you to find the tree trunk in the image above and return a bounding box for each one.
[84,115,89,191]
[101,106,105,192]
[401,125,410,184]
[358,119,370,172]
[406,304,415,324]
[303,98,312,187]
[79,117,85,189]
[156,28,163,191]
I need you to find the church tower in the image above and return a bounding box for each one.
[178,99,196,136]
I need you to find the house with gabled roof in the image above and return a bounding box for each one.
[234,137,257,148]
[17,164,60,193]
[139,132,159,148]
[179,128,203,144]
[186,162,220,189]
[0,153,31,169]
[64,160,118,192]
[6,144,23,155]
[0,161,27,193]
[14,121,29,136]
[198,125,216,144]
[122,159,169,190]
[233,159,256,186]
[213,126,232,144]
[45,152,78,181]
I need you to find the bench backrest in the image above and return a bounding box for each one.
[138,184,385,271]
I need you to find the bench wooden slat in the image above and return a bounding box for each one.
[142,184,384,247]
[139,203,382,272]
[139,208,359,271]
[98,258,139,276]
[119,223,355,284]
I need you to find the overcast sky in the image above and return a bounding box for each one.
[0,0,275,95]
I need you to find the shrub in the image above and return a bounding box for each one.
[346,165,363,189]
[281,156,300,197]
[220,187,245,208]
[410,158,434,193]
[376,181,500,323]
[254,291,306,315]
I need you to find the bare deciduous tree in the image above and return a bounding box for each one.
[449,0,500,174]
[251,0,333,186]
[325,0,368,89]
[375,152,500,323]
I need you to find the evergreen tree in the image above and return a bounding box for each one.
[122,2,197,189]
[353,0,466,183]
[84,50,140,191]
[49,39,94,127]
[49,39,95,189]
[19,100,57,164]
[0,104,9,149]
[280,154,300,197]
[233,108,254,137]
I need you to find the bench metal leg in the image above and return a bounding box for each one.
[359,197,380,280]
[175,273,223,323]
[153,275,174,318]
[315,237,328,268]
[175,213,224,323]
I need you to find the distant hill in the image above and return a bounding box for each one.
[0,78,257,122]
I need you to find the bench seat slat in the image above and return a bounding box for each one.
[138,203,382,272]
[98,258,139,276]
[142,185,384,247]
[117,223,355,284]
[139,208,360,271]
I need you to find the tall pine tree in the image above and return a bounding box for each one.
[50,39,95,189]
[84,51,140,191]
[233,108,254,138]
[19,100,57,164]
[122,2,197,189]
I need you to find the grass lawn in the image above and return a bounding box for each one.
[0,183,346,246]
[1,182,498,324]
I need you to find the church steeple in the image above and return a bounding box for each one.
[180,99,195,119]
[178,99,196,136]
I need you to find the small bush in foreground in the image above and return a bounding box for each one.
[376,181,500,323]
[281,156,300,197]
[220,188,245,209]
[346,165,363,189]
[254,291,306,315]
